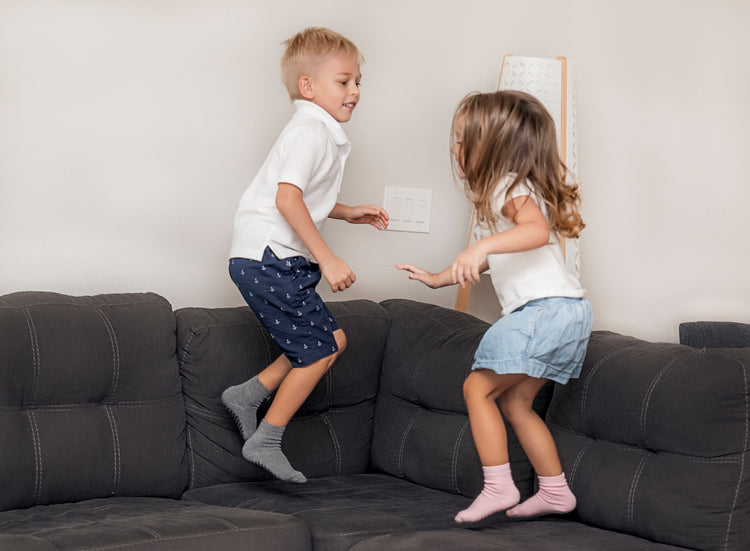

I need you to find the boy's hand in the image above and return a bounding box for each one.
[331,204,389,230]
[396,264,440,289]
[321,256,356,292]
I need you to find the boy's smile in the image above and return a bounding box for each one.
[301,51,361,123]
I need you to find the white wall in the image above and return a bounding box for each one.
[1,0,748,343]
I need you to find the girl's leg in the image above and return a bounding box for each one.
[499,377,576,517]
[455,370,527,523]
[242,329,346,483]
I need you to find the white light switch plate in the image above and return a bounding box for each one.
[384,186,432,233]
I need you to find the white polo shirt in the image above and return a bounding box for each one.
[474,175,585,315]
[230,100,351,262]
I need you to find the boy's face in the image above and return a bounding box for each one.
[301,51,361,123]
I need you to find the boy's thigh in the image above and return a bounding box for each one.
[229,250,340,367]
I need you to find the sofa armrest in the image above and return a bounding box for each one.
[679,321,750,348]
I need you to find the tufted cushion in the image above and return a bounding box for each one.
[176,299,391,488]
[547,331,750,551]
[0,292,187,512]
[373,299,553,499]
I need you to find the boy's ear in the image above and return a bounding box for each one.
[298,75,314,100]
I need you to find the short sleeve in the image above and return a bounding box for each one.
[277,129,325,192]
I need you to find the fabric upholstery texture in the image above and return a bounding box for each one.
[0,292,187,512]
[373,299,553,499]
[0,497,309,550]
[679,321,750,349]
[183,473,507,551]
[347,519,691,551]
[176,299,391,489]
[547,331,750,551]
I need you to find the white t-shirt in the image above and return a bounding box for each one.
[230,100,351,262]
[474,175,585,315]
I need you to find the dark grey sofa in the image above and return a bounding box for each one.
[1,292,748,550]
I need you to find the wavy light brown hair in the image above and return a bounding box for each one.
[281,27,364,100]
[452,90,584,238]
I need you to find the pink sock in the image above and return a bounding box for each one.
[506,473,576,518]
[454,464,520,523]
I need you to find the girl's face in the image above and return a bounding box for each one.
[451,115,466,177]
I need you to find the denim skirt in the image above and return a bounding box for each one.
[472,296,593,384]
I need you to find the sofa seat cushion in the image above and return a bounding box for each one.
[176,300,391,489]
[348,519,692,550]
[0,497,309,550]
[183,473,516,551]
[547,331,750,551]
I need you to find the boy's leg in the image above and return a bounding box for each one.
[455,370,526,523]
[222,354,292,440]
[499,377,576,517]
[242,329,346,483]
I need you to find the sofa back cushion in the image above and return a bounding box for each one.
[547,331,750,551]
[0,292,187,512]
[372,299,553,499]
[176,299,390,489]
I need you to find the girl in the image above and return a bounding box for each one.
[397,90,592,523]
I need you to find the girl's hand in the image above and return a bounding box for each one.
[342,204,389,230]
[396,264,439,288]
[450,243,487,287]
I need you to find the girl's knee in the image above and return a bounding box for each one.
[498,392,535,423]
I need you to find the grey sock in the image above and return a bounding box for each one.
[242,420,307,483]
[221,376,270,440]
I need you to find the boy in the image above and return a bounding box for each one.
[223,27,388,483]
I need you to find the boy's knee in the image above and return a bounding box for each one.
[334,330,347,355]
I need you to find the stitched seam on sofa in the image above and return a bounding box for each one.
[451,420,471,494]
[580,342,648,428]
[78,524,306,551]
[567,437,593,484]
[549,422,744,463]
[723,356,749,551]
[398,410,423,477]
[320,412,343,474]
[234,481,425,504]
[22,308,41,407]
[103,405,122,496]
[14,396,182,410]
[179,325,275,371]
[186,423,197,489]
[25,409,43,505]
[639,355,683,446]
[0,297,166,309]
[95,307,121,402]
[627,451,650,530]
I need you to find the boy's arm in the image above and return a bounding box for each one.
[329,203,389,231]
[275,183,355,292]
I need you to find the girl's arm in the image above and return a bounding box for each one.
[329,203,389,230]
[451,195,550,287]
[396,261,489,289]
[276,183,355,292]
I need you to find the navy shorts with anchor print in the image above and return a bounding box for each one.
[229,247,340,368]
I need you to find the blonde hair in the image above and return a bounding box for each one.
[280,27,364,100]
[452,90,584,238]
